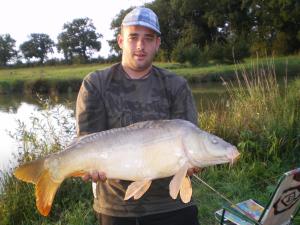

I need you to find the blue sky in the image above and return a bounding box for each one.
[0,0,153,58]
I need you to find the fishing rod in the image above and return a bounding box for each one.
[192,174,262,225]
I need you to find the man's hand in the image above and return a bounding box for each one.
[187,167,203,176]
[82,171,107,182]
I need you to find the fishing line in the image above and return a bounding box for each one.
[192,174,262,224]
[192,174,236,206]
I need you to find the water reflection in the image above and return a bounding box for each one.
[0,93,76,113]
[0,95,76,171]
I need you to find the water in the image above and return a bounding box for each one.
[0,94,76,171]
[0,84,228,172]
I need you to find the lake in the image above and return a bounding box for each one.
[0,83,228,171]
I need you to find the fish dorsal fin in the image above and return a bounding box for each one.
[169,163,189,200]
[69,120,168,148]
[127,120,171,130]
[66,132,105,149]
[124,180,152,200]
[128,120,156,129]
[180,176,192,203]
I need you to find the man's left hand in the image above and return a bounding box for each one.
[187,167,203,176]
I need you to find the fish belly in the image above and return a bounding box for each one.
[50,127,188,182]
[99,139,188,181]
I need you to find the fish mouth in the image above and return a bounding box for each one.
[228,147,240,165]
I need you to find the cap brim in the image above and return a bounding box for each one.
[122,21,161,35]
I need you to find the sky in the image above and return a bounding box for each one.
[0,0,153,58]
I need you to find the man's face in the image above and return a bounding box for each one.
[118,25,161,75]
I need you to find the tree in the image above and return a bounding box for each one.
[57,18,102,63]
[109,0,299,62]
[0,34,17,66]
[20,33,55,63]
[252,0,300,55]
[150,0,184,61]
[150,0,221,61]
[108,8,133,56]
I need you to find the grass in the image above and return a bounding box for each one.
[0,55,299,94]
[0,58,300,224]
[195,60,300,224]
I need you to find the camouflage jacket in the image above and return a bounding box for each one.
[76,63,198,217]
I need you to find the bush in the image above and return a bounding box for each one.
[184,44,202,66]
[171,43,201,66]
[171,41,186,64]
[202,39,250,64]
[272,32,290,56]
[228,38,250,62]
[250,41,270,57]
[155,49,171,62]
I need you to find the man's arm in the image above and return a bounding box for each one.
[76,75,107,136]
[169,81,198,125]
[76,74,108,182]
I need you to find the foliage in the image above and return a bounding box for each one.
[57,18,102,64]
[171,43,201,66]
[272,32,291,56]
[19,33,55,64]
[199,58,300,161]
[108,8,133,56]
[0,0,299,65]
[174,36,250,65]
[106,0,300,63]
[0,34,18,66]
[196,59,300,223]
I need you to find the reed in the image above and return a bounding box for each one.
[196,58,300,224]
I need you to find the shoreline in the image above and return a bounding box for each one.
[0,55,299,94]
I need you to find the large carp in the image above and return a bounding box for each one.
[14,119,240,216]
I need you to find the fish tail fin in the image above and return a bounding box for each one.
[14,158,45,184]
[36,170,61,216]
[14,159,61,216]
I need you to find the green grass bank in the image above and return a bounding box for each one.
[0,55,299,94]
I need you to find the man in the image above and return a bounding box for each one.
[76,7,200,225]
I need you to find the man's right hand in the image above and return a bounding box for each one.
[82,171,107,182]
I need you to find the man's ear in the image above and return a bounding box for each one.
[156,37,161,52]
[117,34,123,49]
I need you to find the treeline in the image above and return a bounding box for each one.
[0,0,299,67]
[144,0,300,64]
[0,18,116,67]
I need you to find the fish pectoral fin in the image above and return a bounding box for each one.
[133,180,152,200]
[124,180,152,200]
[180,176,192,203]
[169,163,189,200]
[36,170,61,216]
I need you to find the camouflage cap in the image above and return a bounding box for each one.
[122,7,161,35]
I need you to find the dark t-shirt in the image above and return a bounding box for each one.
[76,63,198,217]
